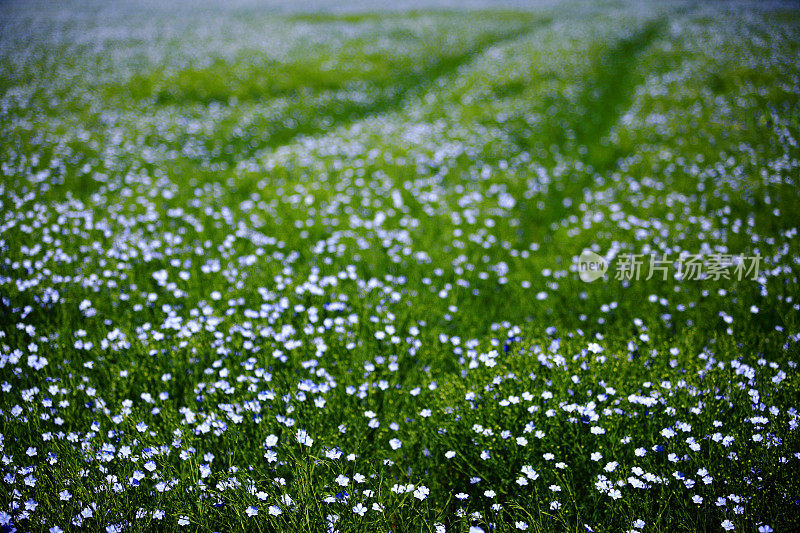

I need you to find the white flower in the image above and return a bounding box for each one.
[522,465,539,480]
[296,429,314,447]
[352,503,367,516]
[389,438,402,450]
[413,485,430,500]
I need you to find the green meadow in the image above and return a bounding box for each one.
[1,1,799,531]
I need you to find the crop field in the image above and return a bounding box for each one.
[1,0,800,531]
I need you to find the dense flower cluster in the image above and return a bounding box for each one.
[1,1,799,531]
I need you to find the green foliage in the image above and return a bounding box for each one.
[1,2,799,532]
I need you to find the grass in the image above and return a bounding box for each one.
[1,1,800,532]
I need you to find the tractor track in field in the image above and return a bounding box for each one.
[432,17,671,329]
[510,17,669,243]
[235,18,553,161]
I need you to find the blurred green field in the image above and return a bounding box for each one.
[1,1,800,531]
